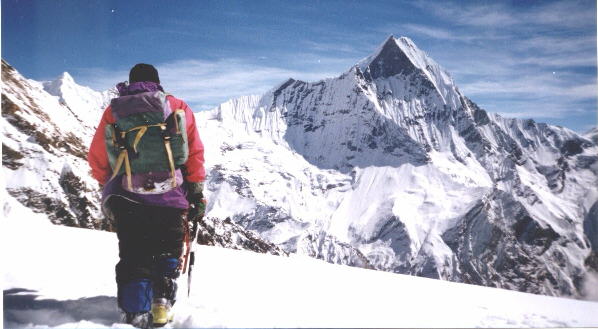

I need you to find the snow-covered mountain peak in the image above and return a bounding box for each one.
[357,35,417,77]
[354,35,459,108]
[195,36,598,299]
[41,71,115,131]
[43,72,79,95]
[45,72,88,96]
[357,36,447,79]
[60,71,75,82]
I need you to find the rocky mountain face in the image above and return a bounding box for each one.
[2,35,597,299]
[1,59,284,256]
[197,36,598,298]
[2,60,108,229]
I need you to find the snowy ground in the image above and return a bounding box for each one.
[3,188,598,328]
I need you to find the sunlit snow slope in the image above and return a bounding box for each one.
[198,36,598,298]
[3,189,598,328]
[2,60,112,229]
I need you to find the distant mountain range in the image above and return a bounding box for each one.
[2,35,597,299]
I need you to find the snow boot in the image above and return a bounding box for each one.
[151,298,174,327]
[124,312,153,329]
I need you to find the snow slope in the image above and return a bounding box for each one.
[2,60,108,230]
[3,189,598,328]
[197,36,598,298]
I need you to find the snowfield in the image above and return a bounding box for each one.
[3,188,597,328]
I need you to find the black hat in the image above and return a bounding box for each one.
[129,63,160,84]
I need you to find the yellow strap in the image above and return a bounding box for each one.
[110,149,133,190]
[111,150,127,180]
[162,127,177,187]
[131,126,148,154]
[124,150,133,190]
[112,123,174,189]
[126,123,165,134]
[121,123,167,154]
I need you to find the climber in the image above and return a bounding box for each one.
[88,63,206,328]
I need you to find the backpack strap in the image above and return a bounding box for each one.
[160,125,178,188]
[110,125,133,189]
[126,123,166,154]
[110,123,176,190]
[110,149,133,190]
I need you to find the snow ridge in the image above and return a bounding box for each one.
[2,60,105,229]
[197,36,598,298]
[2,35,598,300]
[357,35,459,108]
[42,72,115,141]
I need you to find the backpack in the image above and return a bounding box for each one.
[105,91,189,194]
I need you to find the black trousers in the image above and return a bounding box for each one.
[107,196,186,307]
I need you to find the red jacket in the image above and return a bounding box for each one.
[88,95,206,185]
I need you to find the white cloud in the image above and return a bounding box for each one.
[521,0,596,29]
[515,35,596,54]
[73,67,128,91]
[400,24,477,41]
[400,24,456,40]
[300,40,362,54]
[157,59,340,110]
[418,0,595,29]
[461,70,596,101]
[412,1,516,28]
[564,83,598,99]
[488,95,591,120]
[76,57,342,111]
[517,55,596,68]
[458,67,596,121]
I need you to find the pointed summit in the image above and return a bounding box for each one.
[43,72,77,96]
[43,72,75,99]
[372,38,414,79]
[356,36,459,106]
[358,35,439,80]
[41,71,112,116]
[358,35,418,79]
[59,72,75,83]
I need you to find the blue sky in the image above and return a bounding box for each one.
[2,0,596,132]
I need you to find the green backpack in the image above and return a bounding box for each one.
[105,91,189,193]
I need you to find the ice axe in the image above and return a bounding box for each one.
[182,198,205,297]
